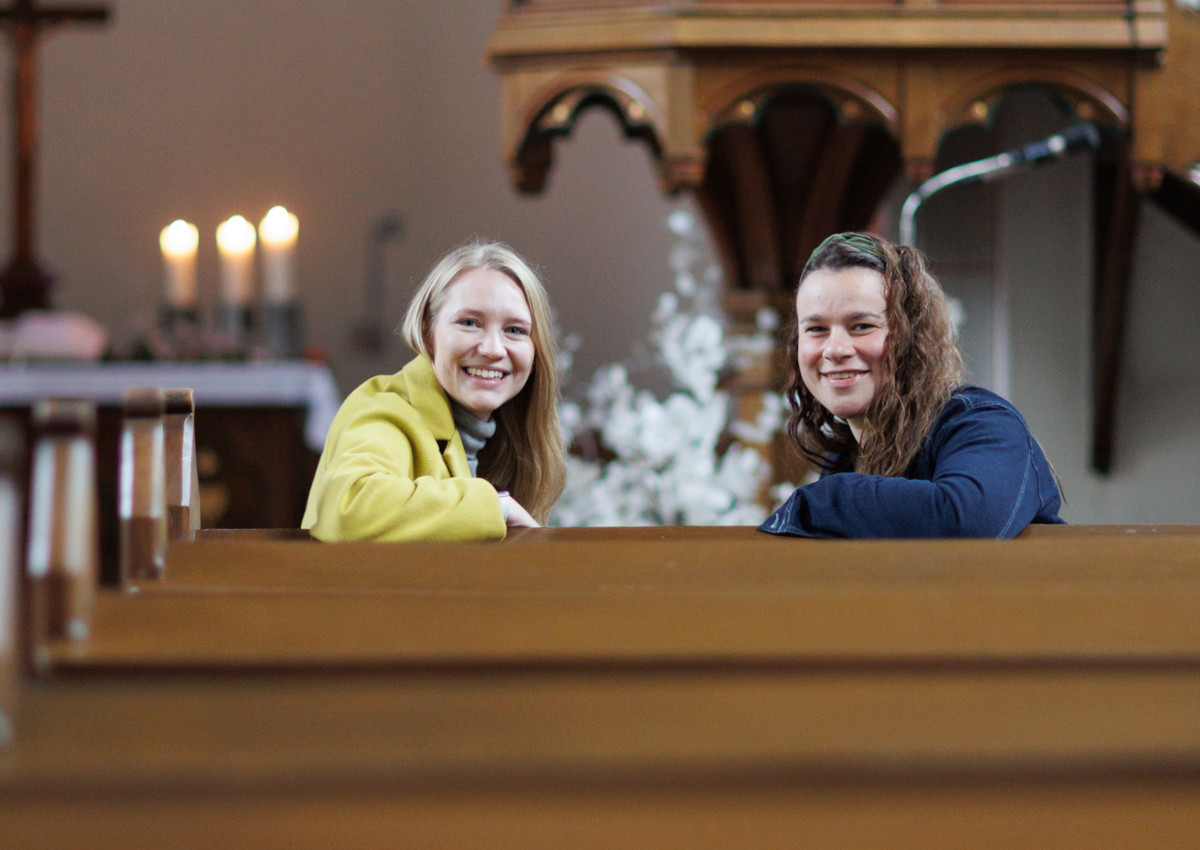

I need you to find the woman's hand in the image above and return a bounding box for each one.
[504,496,540,528]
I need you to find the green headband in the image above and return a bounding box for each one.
[805,232,886,272]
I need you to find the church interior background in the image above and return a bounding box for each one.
[1,0,1199,529]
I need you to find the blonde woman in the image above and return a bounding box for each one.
[304,241,565,541]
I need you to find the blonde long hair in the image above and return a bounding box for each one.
[400,241,565,521]
[784,232,964,477]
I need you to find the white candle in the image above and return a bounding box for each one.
[215,215,256,306]
[159,220,199,309]
[258,206,298,305]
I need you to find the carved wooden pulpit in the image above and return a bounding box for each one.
[488,0,1200,473]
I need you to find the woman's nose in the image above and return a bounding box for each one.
[478,327,505,356]
[823,329,854,359]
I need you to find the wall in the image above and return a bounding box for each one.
[4,1,1198,523]
[12,0,683,393]
[993,93,1200,523]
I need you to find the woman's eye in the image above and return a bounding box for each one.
[506,325,530,336]
[456,318,479,328]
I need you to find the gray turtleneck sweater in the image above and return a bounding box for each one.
[450,401,496,477]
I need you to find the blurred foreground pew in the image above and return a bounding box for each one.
[7,526,1200,847]
[5,664,1200,848]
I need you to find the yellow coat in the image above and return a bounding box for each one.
[302,355,506,541]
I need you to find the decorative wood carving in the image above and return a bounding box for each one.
[489,0,1200,473]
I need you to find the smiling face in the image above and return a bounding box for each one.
[795,265,889,441]
[428,267,535,421]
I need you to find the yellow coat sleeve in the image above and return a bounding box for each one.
[302,359,506,542]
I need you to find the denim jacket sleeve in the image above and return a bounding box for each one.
[760,388,1063,539]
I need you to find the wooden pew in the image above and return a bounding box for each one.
[194,526,313,541]
[32,533,1200,672]
[190,522,1200,544]
[157,527,1200,594]
[13,381,1200,845]
[4,664,1199,848]
[0,416,22,747]
[1019,523,1200,537]
[9,659,1200,844]
[7,531,1200,846]
[118,387,167,582]
[162,388,200,542]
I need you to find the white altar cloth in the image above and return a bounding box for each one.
[0,361,340,451]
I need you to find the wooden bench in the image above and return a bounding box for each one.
[5,660,1200,847]
[14,387,1197,845]
[26,532,1199,673]
[156,527,1200,595]
[190,523,1200,544]
[5,530,1200,846]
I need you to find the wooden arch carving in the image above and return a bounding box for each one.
[488,0,1200,472]
[697,80,902,296]
[508,72,668,194]
[940,66,1130,132]
[702,65,899,134]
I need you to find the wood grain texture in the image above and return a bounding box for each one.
[10,524,1200,846]
[35,531,1200,671]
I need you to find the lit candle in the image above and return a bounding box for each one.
[258,206,298,304]
[159,220,199,309]
[215,215,256,306]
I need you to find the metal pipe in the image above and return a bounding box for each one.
[900,123,1101,247]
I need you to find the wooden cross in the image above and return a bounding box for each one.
[0,0,109,318]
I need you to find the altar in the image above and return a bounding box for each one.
[0,360,339,582]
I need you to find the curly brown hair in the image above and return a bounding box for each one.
[783,232,964,477]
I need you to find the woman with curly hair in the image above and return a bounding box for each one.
[761,232,1063,539]
[303,240,565,541]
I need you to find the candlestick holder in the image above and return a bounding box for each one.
[213,303,254,359]
[262,300,304,360]
[158,305,202,359]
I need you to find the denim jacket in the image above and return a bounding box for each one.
[760,386,1064,539]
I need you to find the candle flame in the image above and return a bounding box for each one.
[216,215,256,254]
[259,205,298,245]
[159,220,198,255]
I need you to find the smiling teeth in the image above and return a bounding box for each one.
[466,367,504,379]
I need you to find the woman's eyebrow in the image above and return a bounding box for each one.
[450,307,530,327]
[800,310,883,323]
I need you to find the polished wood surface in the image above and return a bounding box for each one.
[163,388,200,542]
[32,531,1200,671]
[6,665,1200,846]
[176,523,1200,592]
[0,403,320,584]
[6,780,1199,850]
[10,526,1200,847]
[190,522,1200,543]
[488,0,1184,187]
[16,668,1198,787]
